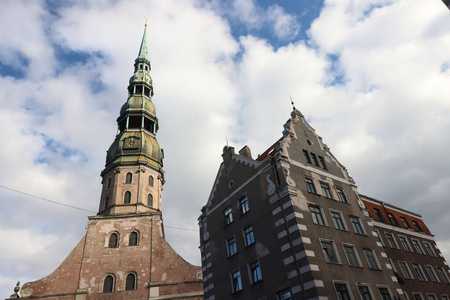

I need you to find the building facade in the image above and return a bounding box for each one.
[198,108,449,299]
[7,25,204,300]
[361,196,450,300]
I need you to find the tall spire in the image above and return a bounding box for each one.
[137,24,149,62]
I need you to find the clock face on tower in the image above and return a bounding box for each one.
[124,136,139,149]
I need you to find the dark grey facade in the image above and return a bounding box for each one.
[199,109,409,300]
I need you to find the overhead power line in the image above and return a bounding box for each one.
[0,184,199,232]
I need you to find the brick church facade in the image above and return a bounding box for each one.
[7,25,203,300]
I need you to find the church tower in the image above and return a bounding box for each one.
[10,25,204,300]
[99,23,164,216]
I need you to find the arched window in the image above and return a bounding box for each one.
[109,233,119,248]
[103,275,115,293]
[148,194,153,206]
[107,177,112,188]
[148,175,154,187]
[125,273,137,291]
[129,231,139,246]
[125,172,132,184]
[124,191,131,204]
[105,196,110,209]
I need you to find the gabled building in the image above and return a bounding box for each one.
[198,108,449,299]
[6,25,204,300]
[361,196,450,300]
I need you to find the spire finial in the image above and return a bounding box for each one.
[290,95,296,110]
[137,21,149,61]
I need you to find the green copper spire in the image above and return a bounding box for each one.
[137,24,149,62]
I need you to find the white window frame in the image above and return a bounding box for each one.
[356,284,375,300]
[342,243,362,267]
[333,281,354,300]
[425,265,439,282]
[398,261,414,279]
[363,249,381,270]
[330,210,347,231]
[377,286,394,300]
[423,242,436,257]
[385,232,399,249]
[411,239,425,255]
[412,263,427,281]
[398,235,412,252]
[320,239,341,264]
[309,205,327,226]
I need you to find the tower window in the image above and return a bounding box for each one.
[128,116,141,129]
[149,175,154,187]
[125,172,133,183]
[144,86,150,97]
[103,275,115,293]
[109,233,119,248]
[144,118,154,133]
[139,64,143,70]
[119,118,126,132]
[124,191,131,204]
[125,273,137,290]
[135,85,142,95]
[129,231,139,246]
[107,177,112,188]
[148,193,153,206]
[105,196,110,209]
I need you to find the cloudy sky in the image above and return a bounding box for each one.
[1,0,449,296]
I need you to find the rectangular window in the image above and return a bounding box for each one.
[400,217,410,228]
[321,241,339,263]
[321,182,332,198]
[331,211,346,230]
[378,287,393,300]
[425,265,439,282]
[311,153,320,166]
[224,207,233,225]
[240,196,249,214]
[350,217,365,234]
[412,239,425,255]
[399,236,412,252]
[423,242,436,257]
[363,249,380,269]
[387,213,399,226]
[343,245,361,267]
[413,294,424,300]
[336,188,348,203]
[244,226,255,246]
[437,267,450,283]
[305,178,317,193]
[232,270,242,292]
[303,150,312,164]
[385,233,399,249]
[398,261,413,279]
[334,283,351,300]
[310,206,326,225]
[318,156,327,169]
[250,261,262,283]
[412,220,423,232]
[374,208,386,222]
[278,290,292,300]
[412,263,427,281]
[441,295,449,300]
[428,295,437,300]
[227,237,237,256]
[358,285,373,300]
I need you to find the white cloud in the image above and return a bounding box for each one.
[267,4,300,40]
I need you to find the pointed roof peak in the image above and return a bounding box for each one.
[137,24,149,61]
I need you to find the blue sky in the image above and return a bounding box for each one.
[1,0,450,297]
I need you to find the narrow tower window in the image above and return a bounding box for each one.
[103,275,115,293]
[149,175,154,187]
[129,231,139,246]
[107,177,112,188]
[124,191,131,204]
[125,172,132,183]
[109,233,119,248]
[148,193,153,206]
[125,273,137,290]
[105,196,110,209]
